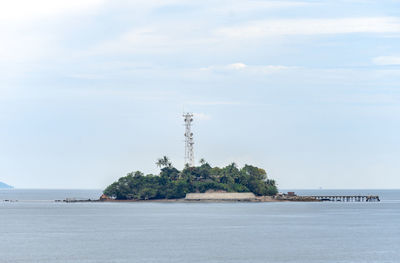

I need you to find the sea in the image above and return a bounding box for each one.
[0,189,399,263]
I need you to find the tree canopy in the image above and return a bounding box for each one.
[104,158,278,200]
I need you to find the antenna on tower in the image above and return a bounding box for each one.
[183,113,194,167]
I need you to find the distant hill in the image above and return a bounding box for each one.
[0,182,13,189]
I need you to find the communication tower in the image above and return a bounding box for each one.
[183,113,194,167]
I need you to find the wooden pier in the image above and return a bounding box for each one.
[310,195,380,202]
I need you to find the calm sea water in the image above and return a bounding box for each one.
[0,189,399,263]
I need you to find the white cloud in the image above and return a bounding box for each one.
[253,65,293,73]
[227,63,248,70]
[373,56,400,65]
[89,25,217,55]
[187,101,241,106]
[201,63,293,74]
[211,1,311,14]
[90,27,168,54]
[0,0,105,21]
[0,30,55,63]
[217,17,400,38]
[0,0,107,65]
[193,113,211,121]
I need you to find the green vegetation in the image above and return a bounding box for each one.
[104,156,277,200]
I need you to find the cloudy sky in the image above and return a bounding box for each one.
[1,0,399,189]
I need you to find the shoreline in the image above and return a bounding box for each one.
[62,195,320,203]
[61,194,380,203]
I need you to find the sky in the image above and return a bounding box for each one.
[0,0,399,189]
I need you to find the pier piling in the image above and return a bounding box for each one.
[311,195,380,202]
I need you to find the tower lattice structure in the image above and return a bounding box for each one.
[183,113,194,167]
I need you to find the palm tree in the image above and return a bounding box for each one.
[156,158,162,168]
[199,158,206,165]
[156,156,172,168]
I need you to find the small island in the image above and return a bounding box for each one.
[103,156,278,200]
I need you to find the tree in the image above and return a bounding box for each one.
[156,156,172,168]
[104,160,278,200]
[199,158,206,165]
[160,167,180,181]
